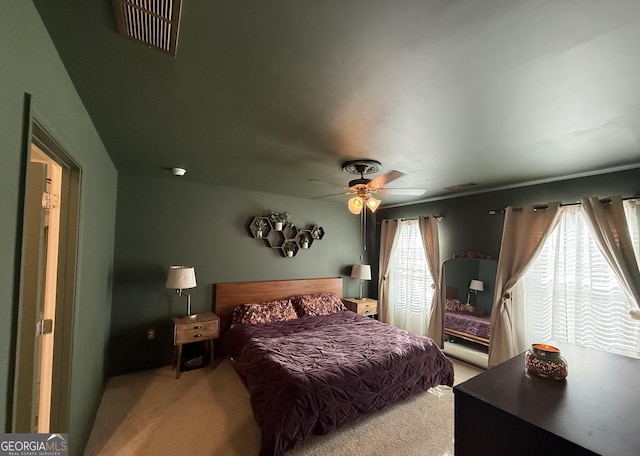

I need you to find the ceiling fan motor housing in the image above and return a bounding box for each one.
[338,159,423,199]
[342,159,382,177]
[348,178,372,188]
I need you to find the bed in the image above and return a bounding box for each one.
[444,286,490,346]
[214,277,454,456]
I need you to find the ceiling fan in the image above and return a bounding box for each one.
[320,159,427,214]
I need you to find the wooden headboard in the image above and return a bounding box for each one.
[445,286,458,299]
[214,277,343,333]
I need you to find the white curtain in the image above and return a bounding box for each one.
[489,203,561,367]
[387,219,435,336]
[523,199,640,357]
[581,196,640,320]
[419,216,443,346]
[378,219,400,323]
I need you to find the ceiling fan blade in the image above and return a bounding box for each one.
[313,191,352,199]
[377,188,427,196]
[367,170,404,189]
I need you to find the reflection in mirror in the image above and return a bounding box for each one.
[444,257,496,316]
[442,252,497,368]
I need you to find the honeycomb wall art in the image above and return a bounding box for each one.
[249,216,324,258]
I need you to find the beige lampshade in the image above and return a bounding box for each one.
[469,279,484,292]
[351,264,372,280]
[166,266,197,290]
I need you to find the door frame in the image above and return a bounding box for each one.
[10,95,81,433]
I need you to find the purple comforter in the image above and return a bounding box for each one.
[222,311,454,456]
[445,311,490,340]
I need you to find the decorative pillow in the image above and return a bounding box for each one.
[291,292,347,317]
[230,299,298,327]
[445,298,468,313]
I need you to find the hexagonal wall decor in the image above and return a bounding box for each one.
[297,230,314,250]
[267,230,286,248]
[248,216,324,258]
[250,216,271,239]
[311,226,325,240]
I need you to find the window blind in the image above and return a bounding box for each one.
[388,219,434,335]
[522,202,640,357]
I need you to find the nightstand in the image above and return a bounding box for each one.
[172,312,220,379]
[343,298,378,317]
[463,304,483,316]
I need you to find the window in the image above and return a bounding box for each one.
[522,201,640,357]
[388,219,434,335]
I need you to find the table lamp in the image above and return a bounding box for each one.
[351,264,371,299]
[467,279,484,305]
[166,265,197,316]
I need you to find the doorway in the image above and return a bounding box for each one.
[13,118,80,433]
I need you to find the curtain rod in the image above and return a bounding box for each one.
[488,195,639,215]
[383,214,445,222]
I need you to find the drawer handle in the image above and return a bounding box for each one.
[193,325,202,329]
[193,334,202,338]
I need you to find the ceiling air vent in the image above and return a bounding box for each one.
[112,0,182,57]
[442,182,478,192]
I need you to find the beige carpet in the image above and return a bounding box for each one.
[83,357,483,456]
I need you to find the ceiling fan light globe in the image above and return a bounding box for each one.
[348,197,363,214]
[366,197,381,213]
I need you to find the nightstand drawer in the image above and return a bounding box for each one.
[344,298,378,316]
[174,320,219,344]
[360,305,377,316]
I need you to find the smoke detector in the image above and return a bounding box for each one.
[171,167,186,176]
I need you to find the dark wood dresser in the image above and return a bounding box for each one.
[454,342,640,456]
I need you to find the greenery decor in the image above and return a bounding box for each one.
[283,241,297,252]
[267,210,292,226]
[300,234,310,247]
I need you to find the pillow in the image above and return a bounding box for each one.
[291,292,347,317]
[445,298,468,313]
[230,299,298,327]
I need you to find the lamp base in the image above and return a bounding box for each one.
[186,293,197,317]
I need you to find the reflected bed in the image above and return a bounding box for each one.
[444,286,490,347]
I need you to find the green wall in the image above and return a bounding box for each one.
[109,175,363,374]
[1,2,117,455]
[375,167,640,296]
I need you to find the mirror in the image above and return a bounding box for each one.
[443,253,497,316]
[441,252,497,366]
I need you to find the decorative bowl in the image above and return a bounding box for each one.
[525,343,568,380]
